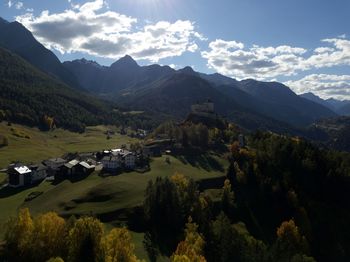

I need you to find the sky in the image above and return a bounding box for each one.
[1,0,350,100]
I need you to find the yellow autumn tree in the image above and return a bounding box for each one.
[46,257,65,262]
[32,212,67,261]
[221,179,235,215]
[275,219,310,261]
[103,227,141,262]
[67,217,105,262]
[171,218,207,262]
[4,208,34,259]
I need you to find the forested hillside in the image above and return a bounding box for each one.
[0,47,152,132]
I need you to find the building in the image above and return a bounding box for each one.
[191,99,214,114]
[8,164,32,188]
[101,155,121,170]
[29,164,47,183]
[123,152,136,169]
[43,158,66,176]
[238,134,246,147]
[61,159,80,176]
[76,161,95,175]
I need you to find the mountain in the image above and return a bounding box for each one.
[116,72,306,134]
[199,72,239,86]
[0,47,132,132]
[65,56,337,128]
[235,80,337,126]
[300,92,350,115]
[63,55,175,95]
[0,17,80,88]
[300,92,333,109]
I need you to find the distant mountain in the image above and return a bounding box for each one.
[300,92,333,109]
[63,55,175,95]
[0,17,80,88]
[65,55,337,128]
[300,92,350,116]
[199,72,239,87]
[116,72,307,134]
[235,80,337,126]
[0,47,132,132]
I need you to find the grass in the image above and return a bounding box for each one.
[0,154,227,251]
[0,123,228,260]
[0,123,138,168]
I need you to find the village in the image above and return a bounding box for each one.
[5,141,166,188]
[3,100,245,190]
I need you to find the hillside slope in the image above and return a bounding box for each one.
[0,18,80,88]
[0,47,125,132]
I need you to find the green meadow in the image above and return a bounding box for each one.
[0,122,137,168]
[0,149,228,260]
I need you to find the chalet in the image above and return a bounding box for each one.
[122,152,136,169]
[8,164,32,188]
[29,164,47,183]
[101,155,121,170]
[61,159,80,176]
[43,158,66,176]
[76,161,96,175]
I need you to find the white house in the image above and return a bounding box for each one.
[8,164,32,188]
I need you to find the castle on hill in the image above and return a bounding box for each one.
[191,99,215,116]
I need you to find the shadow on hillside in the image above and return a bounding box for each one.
[172,148,225,172]
[0,183,39,198]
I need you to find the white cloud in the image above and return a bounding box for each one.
[285,74,350,100]
[16,0,202,62]
[15,1,23,9]
[202,38,350,80]
[7,0,12,8]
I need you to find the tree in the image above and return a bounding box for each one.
[67,217,105,262]
[221,179,235,217]
[171,218,206,262]
[274,219,311,262]
[103,227,140,262]
[32,212,67,261]
[47,257,65,262]
[3,208,34,260]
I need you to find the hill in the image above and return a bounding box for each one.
[308,116,350,151]
[0,18,79,88]
[0,47,141,132]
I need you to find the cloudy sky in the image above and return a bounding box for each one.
[1,0,350,99]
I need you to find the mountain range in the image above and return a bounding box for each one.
[0,17,347,136]
[64,57,336,128]
[300,92,350,115]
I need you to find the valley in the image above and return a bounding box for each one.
[0,8,350,262]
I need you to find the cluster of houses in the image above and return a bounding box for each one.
[7,157,97,188]
[5,142,165,188]
[7,139,170,187]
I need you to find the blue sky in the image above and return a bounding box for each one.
[1,0,350,99]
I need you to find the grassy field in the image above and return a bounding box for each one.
[0,123,137,168]
[0,153,227,260]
